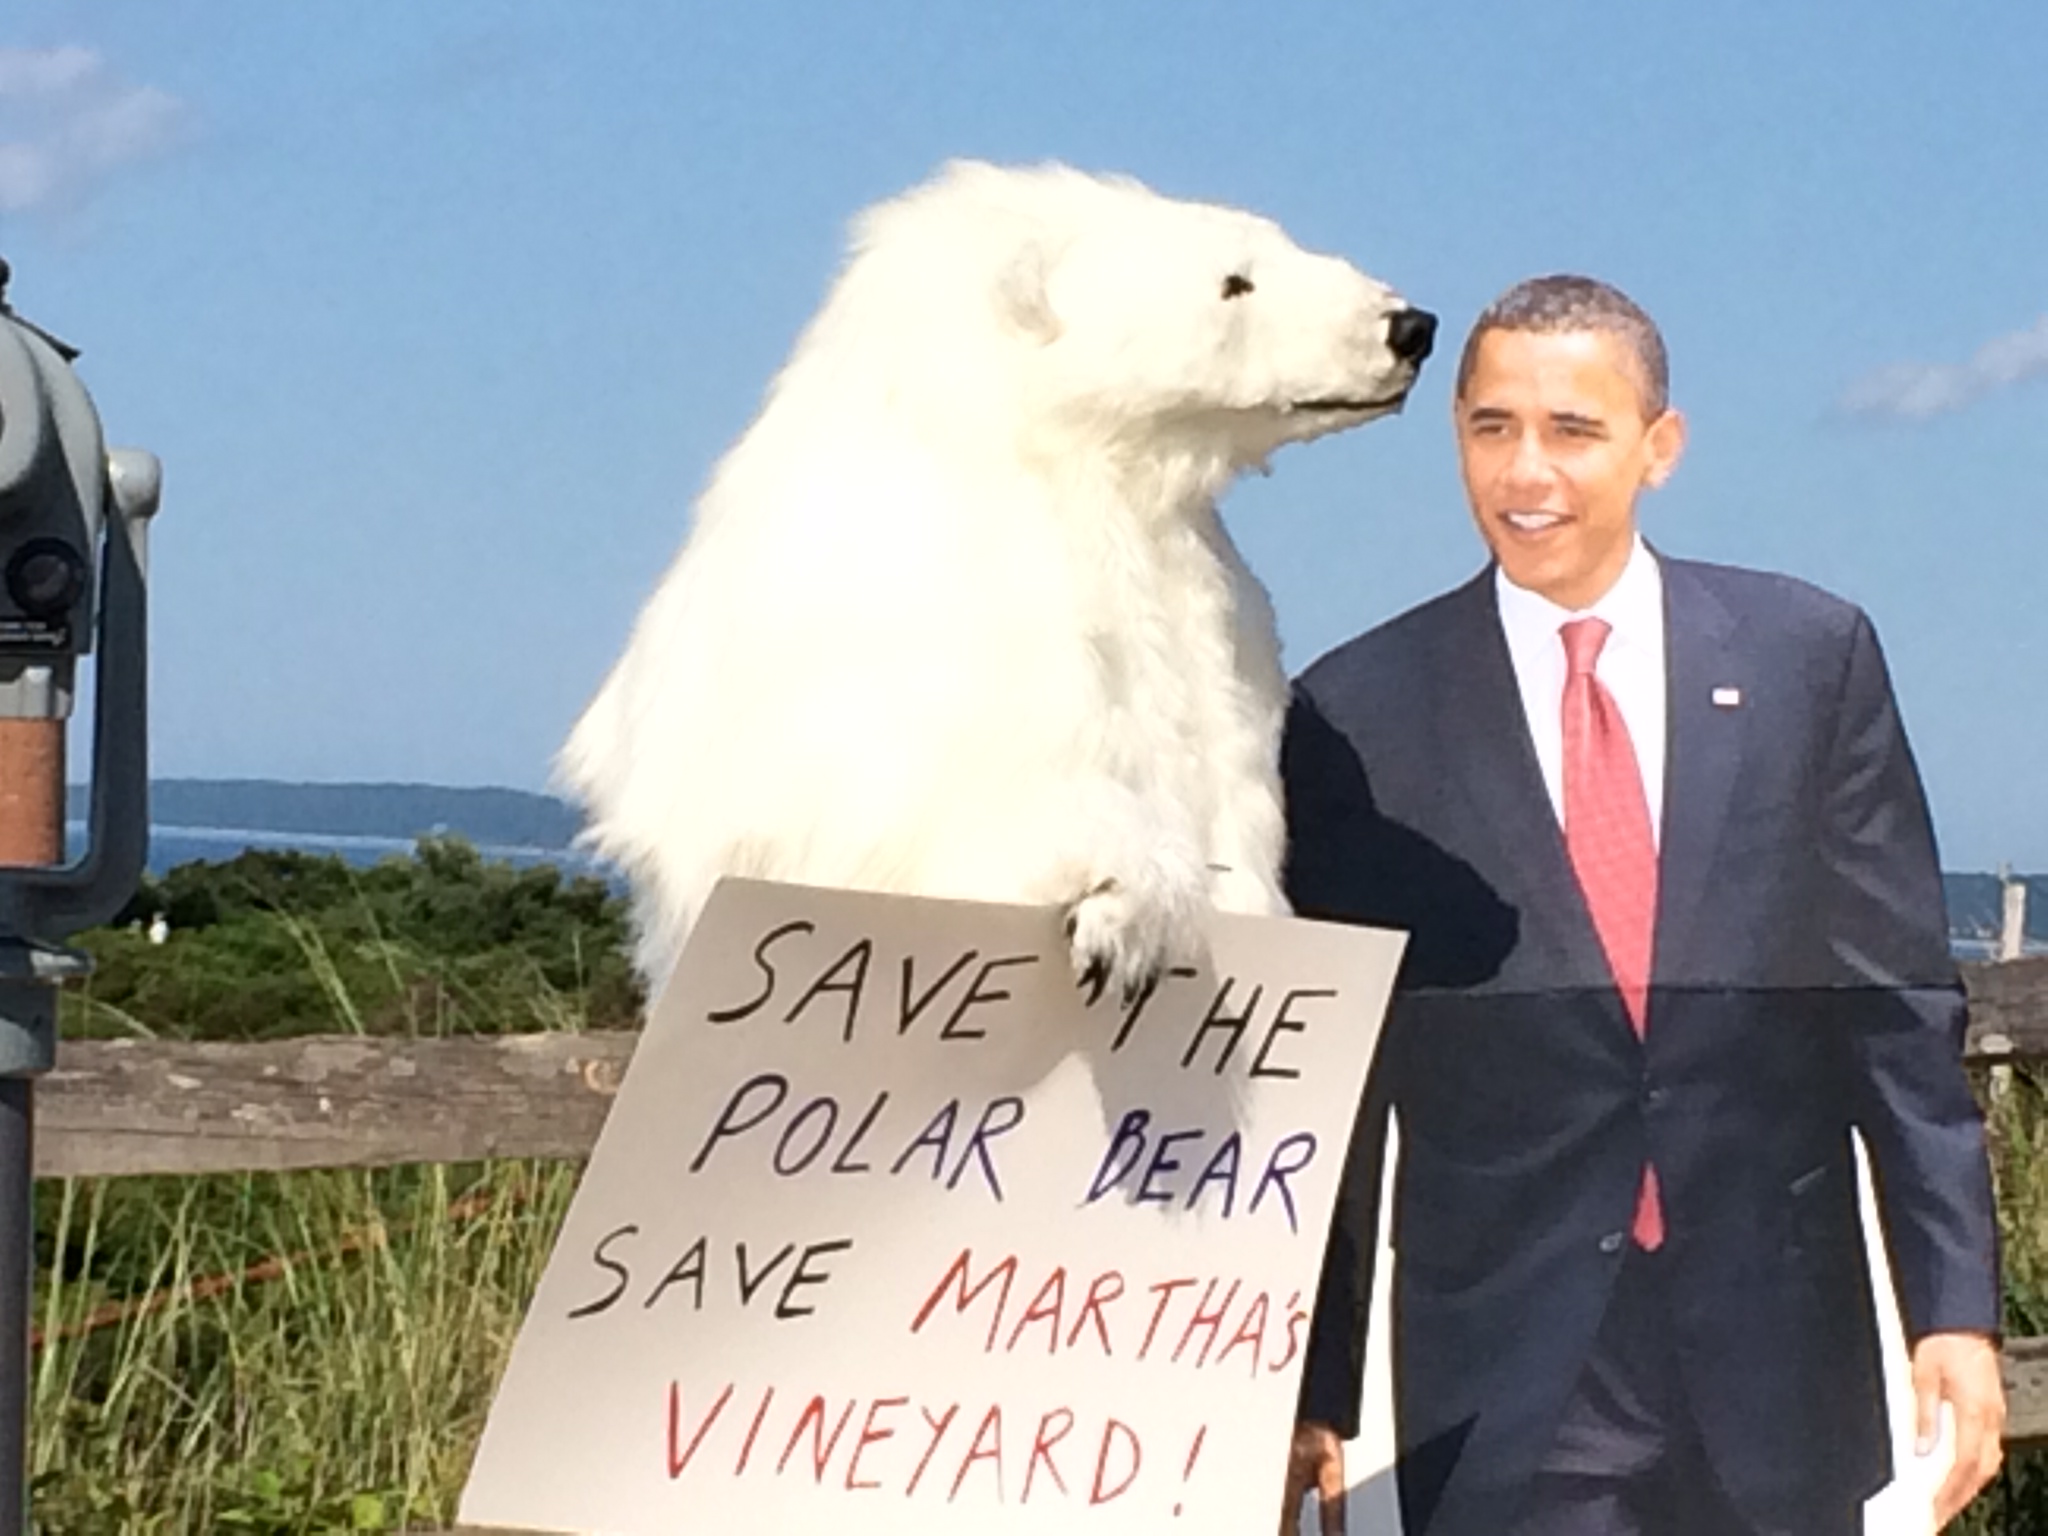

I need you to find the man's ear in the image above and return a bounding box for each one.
[993,240,1062,345]
[1644,407,1687,488]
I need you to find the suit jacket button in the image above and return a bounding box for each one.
[1599,1232,1625,1254]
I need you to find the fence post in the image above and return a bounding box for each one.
[2001,867,2029,964]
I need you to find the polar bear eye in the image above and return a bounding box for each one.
[1221,273,1255,300]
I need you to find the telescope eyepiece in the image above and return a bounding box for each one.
[6,537,86,620]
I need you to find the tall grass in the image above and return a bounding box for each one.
[26,847,619,1532]
[30,1083,2048,1533]
[1957,1062,2048,1532]
[20,849,2048,1531]
[31,1161,578,1533]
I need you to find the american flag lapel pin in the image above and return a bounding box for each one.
[1711,686,1742,708]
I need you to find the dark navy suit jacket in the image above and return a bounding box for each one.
[1287,557,1999,1535]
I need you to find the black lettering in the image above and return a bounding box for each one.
[831,1091,890,1174]
[689,1072,791,1172]
[1250,988,1334,1080]
[774,1096,841,1175]
[899,951,978,1034]
[735,1241,797,1306]
[777,1238,856,1320]
[643,1235,708,1311]
[1180,978,1263,1074]
[567,1223,638,1319]
[785,938,874,1042]
[893,1100,960,1180]
[707,920,816,1025]
[940,954,1038,1040]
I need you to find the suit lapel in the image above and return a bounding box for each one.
[1653,558,1746,986]
[1431,571,1623,998]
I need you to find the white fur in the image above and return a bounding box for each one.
[560,160,1422,993]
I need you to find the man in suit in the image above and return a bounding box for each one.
[1280,276,2005,1535]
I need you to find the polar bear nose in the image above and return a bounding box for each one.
[1386,307,1438,365]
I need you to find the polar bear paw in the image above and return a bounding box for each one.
[1064,875,1199,1006]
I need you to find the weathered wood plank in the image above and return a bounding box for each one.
[26,963,2046,1181]
[1963,958,2048,1063]
[2004,1334,2048,1447]
[33,1032,636,1178]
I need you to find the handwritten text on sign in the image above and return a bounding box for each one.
[460,880,1403,1535]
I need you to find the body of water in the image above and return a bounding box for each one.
[55,825,2040,956]
[63,822,608,880]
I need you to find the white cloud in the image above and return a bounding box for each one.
[0,45,187,213]
[1839,313,2048,422]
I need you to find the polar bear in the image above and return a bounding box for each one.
[560,160,1434,996]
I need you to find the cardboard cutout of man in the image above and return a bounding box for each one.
[1279,276,2004,1535]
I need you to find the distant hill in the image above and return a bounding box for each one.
[67,779,583,850]
[61,781,2045,941]
[1944,872,2048,943]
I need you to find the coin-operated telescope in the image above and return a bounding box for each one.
[0,256,158,1528]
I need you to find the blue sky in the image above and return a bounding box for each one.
[3,3,2044,868]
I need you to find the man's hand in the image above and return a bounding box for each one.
[1280,1419,1347,1536]
[1912,1330,2005,1528]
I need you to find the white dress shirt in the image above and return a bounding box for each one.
[1494,536,1667,845]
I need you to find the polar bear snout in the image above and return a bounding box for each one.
[1386,306,1439,366]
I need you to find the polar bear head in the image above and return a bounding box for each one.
[772,160,1433,476]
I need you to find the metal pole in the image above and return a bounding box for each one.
[0,716,59,1536]
[0,262,155,1536]
[0,1079,27,1536]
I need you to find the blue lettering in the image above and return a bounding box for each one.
[1085,1109,1152,1204]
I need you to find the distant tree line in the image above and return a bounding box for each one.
[66,836,641,1042]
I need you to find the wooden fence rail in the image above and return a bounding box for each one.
[36,958,2048,1182]
[34,1030,633,1179]
[29,956,2048,1453]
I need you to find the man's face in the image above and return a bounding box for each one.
[1454,327,1686,611]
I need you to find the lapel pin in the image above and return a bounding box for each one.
[1711,686,1742,708]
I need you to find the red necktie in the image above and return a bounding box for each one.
[1560,617,1664,1250]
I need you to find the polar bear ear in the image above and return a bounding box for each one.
[993,241,1063,345]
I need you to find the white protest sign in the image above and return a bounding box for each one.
[461,878,1404,1535]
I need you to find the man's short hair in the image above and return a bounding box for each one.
[1455,274,1670,418]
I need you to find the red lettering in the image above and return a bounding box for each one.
[776,1395,855,1482]
[665,1380,733,1479]
[906,1403,959,1497]
[910,1248,1018,1352]
[1022,1407,1075,1502]
[845,1395,909,1491]
[1005,1266,1068,1355]
[1175,1424,1208,1518]
[1089,1418,1143,1504]
[948,1405,1006,1503]
[1172,1278,1240,1367]
[1214,1289,1271,1376]
[1138,1277,1198,1361]
[736,1385,776,1474]
[1066,1270,1125,1356]
[1269,1289,1307,1374]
